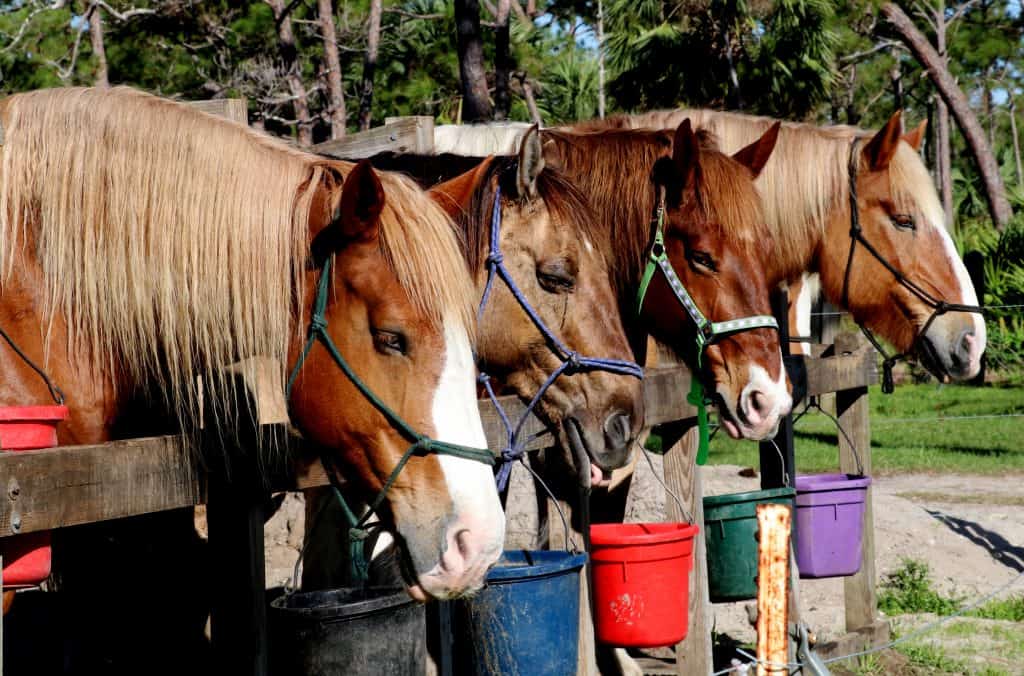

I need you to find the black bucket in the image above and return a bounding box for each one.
[269,586,425,675]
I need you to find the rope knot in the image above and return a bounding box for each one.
[500,445,521,463]
[310,314,328,333]
[348,526,370,541]
[486,250,504,266]
[564,351,582,372]
[414,438,435,454]
[934,301,949,315]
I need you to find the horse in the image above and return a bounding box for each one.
[0,86,504,604]
[581,109,986,383]
[366,127,644,484]
[540,121,793,441]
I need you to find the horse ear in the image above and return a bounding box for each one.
[429,156,496,218]
[902,118,927,152]
[517,124,545,198]
[863,111,903,171]
[732,121,780,178]
[671,118,700,189]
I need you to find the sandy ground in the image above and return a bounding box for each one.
[262,460,1024,647]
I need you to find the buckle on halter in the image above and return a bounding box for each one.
[701,323,714,340]
[651,242,664,258]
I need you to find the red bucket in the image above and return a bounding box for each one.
[590,522,699,647]
[1,405,67,589]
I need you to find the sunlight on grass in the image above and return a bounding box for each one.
[707,383,1024,474]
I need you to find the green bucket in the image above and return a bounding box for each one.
[703,487,795,602]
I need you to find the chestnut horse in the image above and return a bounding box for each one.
[541,121,793,441]
[366,128,644,483]
[585,110,986,383]
[0,87,503,601]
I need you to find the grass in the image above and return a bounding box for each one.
[706,382,1024,474]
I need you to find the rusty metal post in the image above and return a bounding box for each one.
[756,504,791,675]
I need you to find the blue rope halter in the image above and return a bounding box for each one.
[478,186,644,491]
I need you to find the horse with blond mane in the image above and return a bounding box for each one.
[580,110,985,384]
[0,86,504,645]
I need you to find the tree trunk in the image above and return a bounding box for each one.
[934,4,954,227]
[88,3,109,88]
[358,0,382,131]
[722,26,744,110]
[454,0,492,122]
[493,0,512,121]
[317,0,345,140]
[267,0,313,146]
[890,59,903,119]
[882,2,1011,229]
[517,73,542,125]
[1011,100,1023,188]
[597,0,606,119]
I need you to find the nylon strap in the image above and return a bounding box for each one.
[287,256,495,585]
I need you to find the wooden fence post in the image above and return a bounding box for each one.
[834,333,877,633]
[314,116,435,159]
[663,423,712,675]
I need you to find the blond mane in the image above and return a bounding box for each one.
[585,109,942,279]
[0,86,473,425]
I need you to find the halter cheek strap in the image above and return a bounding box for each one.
[287,256,495,584]
[842,139,985,393]
[478,185,644,491]
[635,200,779,464]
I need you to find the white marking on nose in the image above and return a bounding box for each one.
[430,316,504,567]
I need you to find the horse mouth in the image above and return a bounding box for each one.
[564,417,611,488]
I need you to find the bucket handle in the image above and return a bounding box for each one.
[516,456,580,553]
[793,398,865,477]
[638,440,694,525]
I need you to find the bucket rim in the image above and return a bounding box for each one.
[269,586,414,620]
[703,486,795,508]
[485,549,587,582]
[795,473,871,492]
[590,522,698,547]
[0,405,69,423]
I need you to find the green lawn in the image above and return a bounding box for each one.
[706,383,1024,475]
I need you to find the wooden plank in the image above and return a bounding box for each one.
[756,504,791,676]
[803,346,878,397]
[0,436,200,537]
[813,618,890,663]
[663,426,712,675]
[187,98,248,125]
[314,117,435,159]
[835,333,878,633]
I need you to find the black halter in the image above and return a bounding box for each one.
[842,139,984,393]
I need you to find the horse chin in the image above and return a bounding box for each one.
[916,335,952,383]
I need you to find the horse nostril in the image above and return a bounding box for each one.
[744,390,770,426]
[603,411,632,451]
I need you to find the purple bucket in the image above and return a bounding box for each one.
[794,473,871,579]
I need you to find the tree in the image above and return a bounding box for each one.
[454,0,492,121]
[882,2,1012,229]
[266,0,313,145]
[317,0,345,139]
[358,0,382,131]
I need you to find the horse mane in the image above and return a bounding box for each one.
[0,86,473,427]
[577,109,943,280]
[368,151,607,278]
[542,126,769,297]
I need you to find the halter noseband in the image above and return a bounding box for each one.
[287,255,495,582]
[635,195,779,463]
[841,139,984,393]
[478,184,644,491]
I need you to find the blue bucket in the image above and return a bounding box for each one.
[451,550,588,676]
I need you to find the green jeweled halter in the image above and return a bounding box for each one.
[287,256,495,584]
[635,203,779,464]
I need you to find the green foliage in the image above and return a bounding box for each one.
[878,559,962,616]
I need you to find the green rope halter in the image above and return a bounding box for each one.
[287,256,495,584]
[636,204,779,465]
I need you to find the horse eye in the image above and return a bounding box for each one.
[891,214,916,230]
[537,260,576,294]
[372,329,407,355]
[688,250,718,272]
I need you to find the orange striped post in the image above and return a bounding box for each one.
[756,503,791,675]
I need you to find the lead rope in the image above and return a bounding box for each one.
[842,139,986,393]
[0,325,66,405]
[478,184,644,493]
